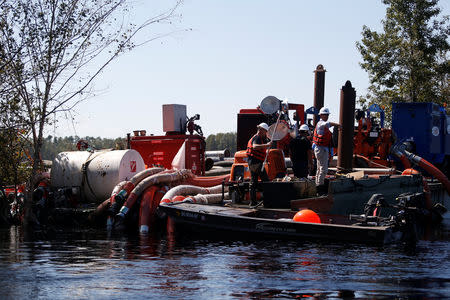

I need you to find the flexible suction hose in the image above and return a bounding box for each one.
[160,184,227,204]
[139,185,169,234]
[391,149,412,170]
[403,150,450,196]
[184,174,230,187]
[104,168,164,228]
[184,192,230,204]
[117,169,194,217]
[91,180,127,224]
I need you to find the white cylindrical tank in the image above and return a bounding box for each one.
[51,149,145,203]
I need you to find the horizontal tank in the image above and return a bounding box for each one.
[51,149,145,203]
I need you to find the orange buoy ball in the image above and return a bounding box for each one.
[402,168,420,176]
[172,195,186,202]
[293,209,321,223]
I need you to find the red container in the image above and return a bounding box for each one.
[130,134,206,175]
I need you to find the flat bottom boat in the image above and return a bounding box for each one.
[159,202,417,245]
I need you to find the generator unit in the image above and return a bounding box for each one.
[236,102,305,153]
[128,104,206,175]
[353,104,394,167]
[392,102,449,175]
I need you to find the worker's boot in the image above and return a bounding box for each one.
[316,185,328,196]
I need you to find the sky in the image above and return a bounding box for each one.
[51,0,450,139]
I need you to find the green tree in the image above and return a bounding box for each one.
[0,128,31,188]
[0,87,31,189]
[40,135,126,161]
[0,0,182,225]
[205,135,217,151]
[206,132,236,154]
[356,0,449,124]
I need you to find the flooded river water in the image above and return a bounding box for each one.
[0,217,449,299]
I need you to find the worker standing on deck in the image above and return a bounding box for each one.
[313,107,340,194]
[289,124,313,178]
[247,123,272,207]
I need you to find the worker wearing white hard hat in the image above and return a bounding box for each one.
[312,107,340,194]
[289,124,313,178]
[256,122,269,131]
[246,122,272,207]
[299,124,310,133]
[319,107,330,115]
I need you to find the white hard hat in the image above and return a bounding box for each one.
[319,107,330,115]
[299,124,309,131]
[257,122,269,131]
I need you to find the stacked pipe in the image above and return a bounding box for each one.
[205,149,231,160]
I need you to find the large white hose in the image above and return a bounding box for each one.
[117,169,194,217]
[161,184,227,204]
[184,192,230,204]
[111,181,127,196]
[112,167,165,206]
[130,167,165,186]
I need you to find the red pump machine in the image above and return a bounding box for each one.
[236,99,305,154]
[128,104,206,175]
[232,96,306,181]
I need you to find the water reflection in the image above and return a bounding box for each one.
[0,223,449,299]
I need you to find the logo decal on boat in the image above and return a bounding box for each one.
[181,211,199,219]
[255,223,295,233]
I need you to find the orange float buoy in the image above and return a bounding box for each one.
[401,168,420,176]
[293,209,321,223]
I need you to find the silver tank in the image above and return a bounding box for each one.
[51,149,145,203]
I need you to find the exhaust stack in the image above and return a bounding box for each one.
[313,64,326,126]
[337,81,356,173]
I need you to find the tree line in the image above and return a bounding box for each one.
[40,136,127,161]
[39,133,238,161]
[0,131,238,174]
[205,132,237,154]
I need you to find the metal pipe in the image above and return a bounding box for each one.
[337,80,356,173]
[313,64,326,126]
[126,133,131,149]
[205,149,231,158]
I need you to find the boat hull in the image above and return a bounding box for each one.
[159,203,404,245]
